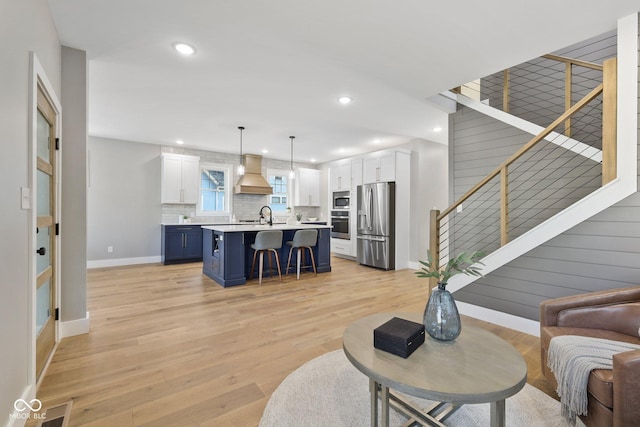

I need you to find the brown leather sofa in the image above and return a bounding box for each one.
[539,286,640,427]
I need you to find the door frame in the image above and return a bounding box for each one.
[29,52,62,387]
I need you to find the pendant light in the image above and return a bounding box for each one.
[237,126,245,176]
[289,135,295,179]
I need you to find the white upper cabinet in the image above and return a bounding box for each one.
[329,161,351,191]
[363,151,395,183]
[161,153,200,204]
[294,168,321,206]
[350,157,363,191]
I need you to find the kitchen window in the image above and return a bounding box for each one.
[197,163,232,216]
[268,169,290,212]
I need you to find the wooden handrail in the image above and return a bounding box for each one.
[541,54,604,71]
[602,58,617,184]
[438,83,603,221]
[428,209,440,296]
[503,69,510,113]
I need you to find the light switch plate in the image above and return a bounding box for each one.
[21,187,31,210]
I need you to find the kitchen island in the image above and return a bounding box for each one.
[201,224,332,287]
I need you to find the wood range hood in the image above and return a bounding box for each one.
[234,154,273,195]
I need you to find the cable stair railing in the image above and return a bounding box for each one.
[428,56,618,293]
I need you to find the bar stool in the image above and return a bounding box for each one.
[250,230,283,286]
[285,229,318,279]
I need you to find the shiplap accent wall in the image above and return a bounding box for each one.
[452,25,640,321]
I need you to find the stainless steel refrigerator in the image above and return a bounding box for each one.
[356,182,395,270]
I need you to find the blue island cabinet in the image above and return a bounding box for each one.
[315,228,331,271]
[243,227,332,279]
[202,228,245,287]
[202,225,332,287]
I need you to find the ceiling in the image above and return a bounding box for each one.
[48,1,639,164]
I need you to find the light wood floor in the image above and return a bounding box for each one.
[33,257,556,426]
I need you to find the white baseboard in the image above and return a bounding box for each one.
[87,255,161,269]
[59,311,90,338]
[457,301,540,337]
[405,263,540,336]
[6,384,36,427]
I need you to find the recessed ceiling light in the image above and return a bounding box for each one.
[262,149,269,154]
[173,42,196,56]
[373,139,381,144]
[433,126,443,132]
[310,158,316,163]
[338,96,352,105]
[339,148,345,153]
[176,139,184,145]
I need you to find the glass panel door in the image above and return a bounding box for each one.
[35,86,57,381]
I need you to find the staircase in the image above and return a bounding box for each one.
[429,18,638,334]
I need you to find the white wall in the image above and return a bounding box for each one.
[61,46,88,324]
[408,139,449,264]
[88,137,162,262]
[0,0,61,424]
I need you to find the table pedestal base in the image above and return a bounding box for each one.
[370,379,506,427]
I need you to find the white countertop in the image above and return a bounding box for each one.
[161,222,232,226]
[161,221,325,226]
[202,223,332,232]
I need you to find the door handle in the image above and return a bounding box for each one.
[36,247,47,256]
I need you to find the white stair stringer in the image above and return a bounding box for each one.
[439,90,602,162]
[436,13,639,335]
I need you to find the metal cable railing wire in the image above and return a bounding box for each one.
[477,55,605,132]
[439,174,503,262]
[506,104,603,237]
[443,78,605,260]
[506,97,603,194]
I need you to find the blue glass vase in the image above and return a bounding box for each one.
[423,282,461,341]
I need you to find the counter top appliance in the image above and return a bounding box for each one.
[356,182,395,270]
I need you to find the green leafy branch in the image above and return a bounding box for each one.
[416,250,485,284]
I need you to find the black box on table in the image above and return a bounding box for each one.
[373,317,425,358]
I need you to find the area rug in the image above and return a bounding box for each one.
[260,350,585,427]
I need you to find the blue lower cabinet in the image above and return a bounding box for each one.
[162,225,203,264]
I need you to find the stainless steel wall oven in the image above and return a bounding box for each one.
[330,210,350,239]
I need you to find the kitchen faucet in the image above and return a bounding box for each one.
[259,206,273,226]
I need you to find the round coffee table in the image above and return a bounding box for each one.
[343,312,527,427]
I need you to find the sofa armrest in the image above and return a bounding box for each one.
[613,350,640,427]
[540,286,640,327]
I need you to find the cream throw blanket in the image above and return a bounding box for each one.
[547,335,640,424]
